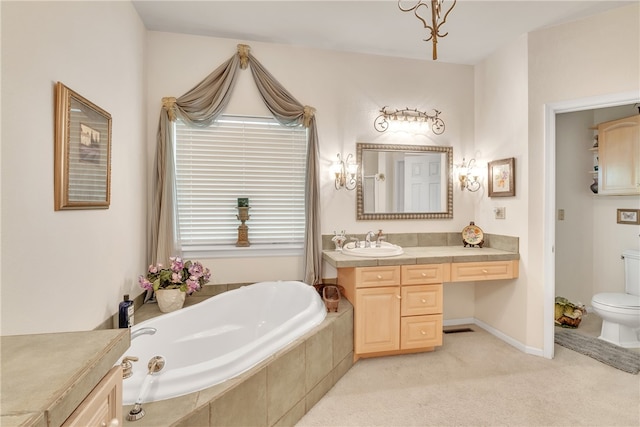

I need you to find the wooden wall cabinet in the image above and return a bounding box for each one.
[597,115,640,195]
[62,365,122,427]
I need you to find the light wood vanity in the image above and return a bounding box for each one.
[323,234,519,361]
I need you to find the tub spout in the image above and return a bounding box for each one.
[131,327,157,340]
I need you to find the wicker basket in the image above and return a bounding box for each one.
[322,285,341,312]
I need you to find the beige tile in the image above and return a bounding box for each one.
[332,308,353,366]
[332,352,354,385]
[267,342,306,426]
[211,369,267,427]
[271,398,306,427]
[304,372,334,413]
[173,404,209,427]
[387,233,419,247]
[305,324,333,391]
[417,233,449,246]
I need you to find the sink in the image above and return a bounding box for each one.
[342,241,404,257]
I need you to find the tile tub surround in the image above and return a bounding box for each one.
[122,297,354,427]
[1,329,130,427]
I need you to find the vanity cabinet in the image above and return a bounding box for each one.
[339,264,443,360]
[597,114,640,195]
[62,365,122,427]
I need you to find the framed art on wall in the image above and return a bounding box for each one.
[488,157,515,197]
[617,209,640,225]
[54,82,112,210]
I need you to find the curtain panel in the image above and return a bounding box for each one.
[149,44,322,287]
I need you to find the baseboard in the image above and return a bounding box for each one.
[446,317,544,357]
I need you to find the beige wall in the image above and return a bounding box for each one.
[526,4,639,350]
[1,2,148,335]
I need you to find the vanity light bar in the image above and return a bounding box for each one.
[374,106,445,134]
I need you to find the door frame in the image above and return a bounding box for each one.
[543,90,639,359]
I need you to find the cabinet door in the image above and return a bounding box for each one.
[401,284,442,316]
[63,366,122,427]
[355,287,400,354]
[598,115,640,195]
[401,314,443,350]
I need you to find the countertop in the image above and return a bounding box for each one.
[323,245,520,268]
[1,329,130,427]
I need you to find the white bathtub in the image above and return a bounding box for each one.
[120,280,327,404]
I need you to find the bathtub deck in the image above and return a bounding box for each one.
[123,290,354,427]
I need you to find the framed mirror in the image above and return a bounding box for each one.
[356,143,453,220]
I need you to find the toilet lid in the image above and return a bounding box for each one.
[593,292,640,308]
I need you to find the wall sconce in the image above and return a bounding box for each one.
[332,153,358,190]
[374,106,445,134]
[457,158,481,192]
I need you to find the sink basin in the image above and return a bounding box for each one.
[342,241,404,258]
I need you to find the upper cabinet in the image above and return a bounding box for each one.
[597,115,640,195]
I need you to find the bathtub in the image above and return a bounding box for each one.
[120,280,327,405]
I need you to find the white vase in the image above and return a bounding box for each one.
[156,289,186,313]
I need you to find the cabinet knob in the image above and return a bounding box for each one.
[377,275,382,279]
[421,298,427,303]
[420,330,426,335]
[421,272,426,277]
[482,269,488,274]
[396,294,402,299]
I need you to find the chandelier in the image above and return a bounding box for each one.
[398,0,457,60]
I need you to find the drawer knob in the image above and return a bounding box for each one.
[377,275,382,279]
[482,269,488,274]
[421,272,426,277]
[421,330,426,335]
[421,298,427,303]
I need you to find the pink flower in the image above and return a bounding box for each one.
[171,271,183,283]
[138,275,153,291]
[170,256,184,272]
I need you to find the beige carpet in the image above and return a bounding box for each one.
[296,314,640,426]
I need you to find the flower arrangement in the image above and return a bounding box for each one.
[138,256,211,295]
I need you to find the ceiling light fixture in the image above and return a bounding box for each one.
[398,0,457,60]
[374,106,445,134]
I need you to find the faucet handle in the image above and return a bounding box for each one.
[121,356,139,379]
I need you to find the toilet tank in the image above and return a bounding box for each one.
[623,250,640,296]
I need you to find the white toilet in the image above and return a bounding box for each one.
[591,249,640,348]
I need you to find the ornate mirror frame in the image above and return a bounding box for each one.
[356,143,453,220]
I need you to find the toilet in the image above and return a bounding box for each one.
[591,249,640,348]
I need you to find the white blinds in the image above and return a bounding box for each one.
[174,116,308,249]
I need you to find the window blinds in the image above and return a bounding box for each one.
[174,116,308,249]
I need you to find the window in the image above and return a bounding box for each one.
[174,115,308,256]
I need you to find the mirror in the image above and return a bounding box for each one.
[356,143,453,220]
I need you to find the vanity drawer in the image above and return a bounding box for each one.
[401,264,444,285]
[400,314,442,350]
[450,260,518,282]
[355,266,401,288]
[401,284,442,316]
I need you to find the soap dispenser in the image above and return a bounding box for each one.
[119,294,135,328]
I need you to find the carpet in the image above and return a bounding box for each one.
[555,328,640,374]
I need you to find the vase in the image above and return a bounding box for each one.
[155,289,186,313]
[590,177,598,194]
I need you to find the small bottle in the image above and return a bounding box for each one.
[118,294,134,328]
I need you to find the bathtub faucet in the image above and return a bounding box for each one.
[131,327,157,340]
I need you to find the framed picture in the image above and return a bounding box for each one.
[617,209,640,225]
[488,157,515,197]
[54,82,112,210]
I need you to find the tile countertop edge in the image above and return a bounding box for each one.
[1,329,130,427]
[323,246,520,268]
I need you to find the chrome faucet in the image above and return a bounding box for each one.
[131,327,157,340]
[350,236,360,248]
[364,231,376,248]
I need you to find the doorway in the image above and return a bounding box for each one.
[543,91,639,359]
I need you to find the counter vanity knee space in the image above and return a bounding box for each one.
[322,232,520,361]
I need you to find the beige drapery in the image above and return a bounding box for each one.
[149,45,322,286]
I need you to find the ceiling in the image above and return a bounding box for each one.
[132,1,635,65]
